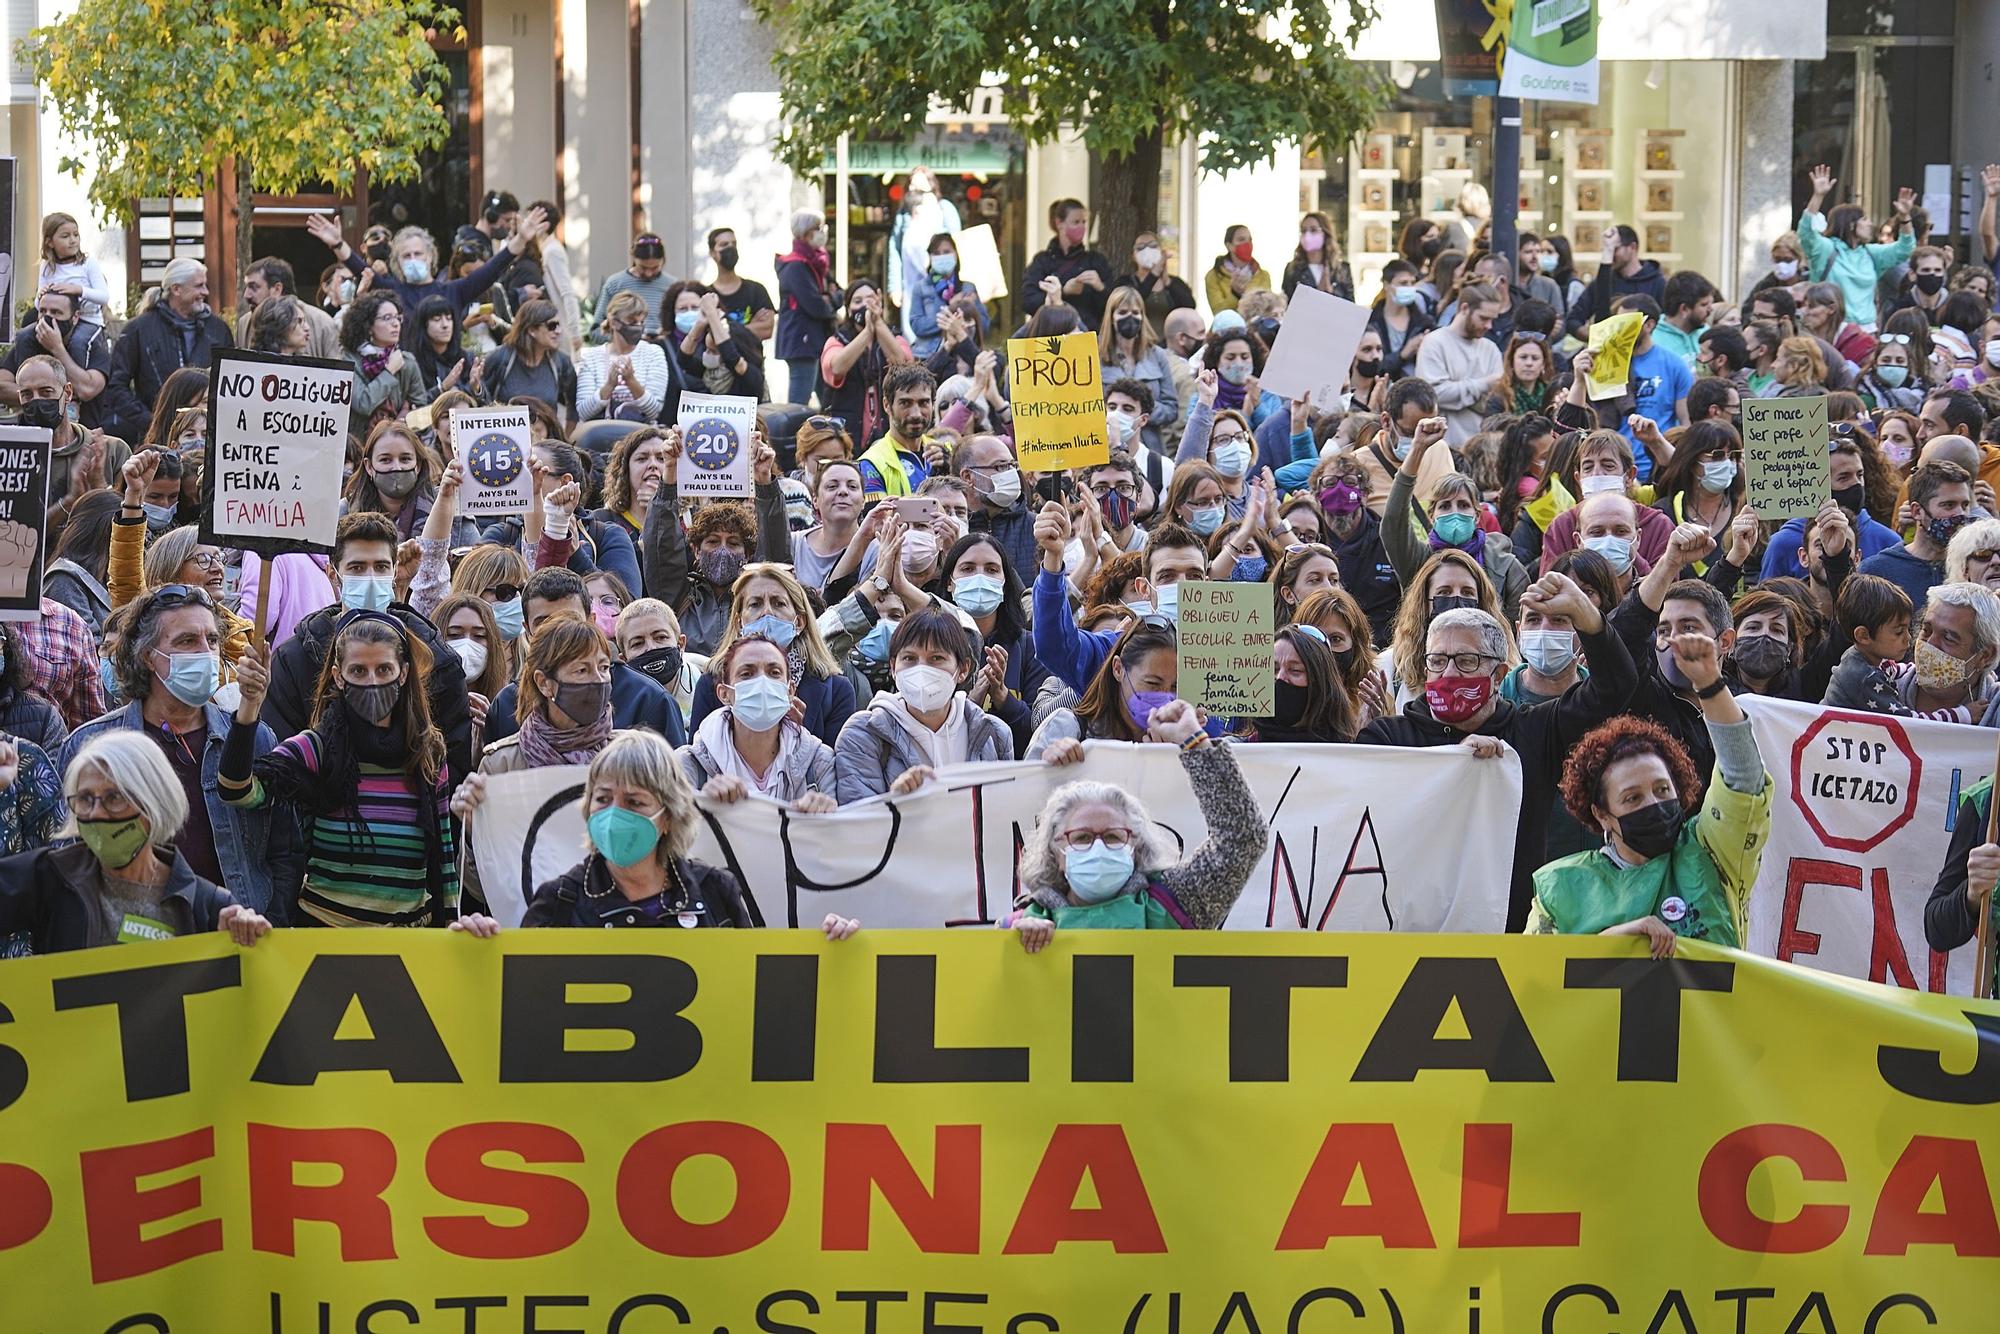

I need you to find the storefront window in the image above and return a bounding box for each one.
[1795,41,1955,239]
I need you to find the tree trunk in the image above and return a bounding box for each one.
[234,159,254,312]
[1092,123,1164,280]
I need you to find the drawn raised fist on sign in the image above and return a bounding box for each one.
[0,521,35,598]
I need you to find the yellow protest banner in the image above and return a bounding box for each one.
[1584,310,1645,400]
[0,932,1993,1330]
[1007,331,1110,470]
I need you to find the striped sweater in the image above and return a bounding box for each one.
[228,729,458,927]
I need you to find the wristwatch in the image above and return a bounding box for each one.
[1694,677,1729,700]
[870,572,892,594]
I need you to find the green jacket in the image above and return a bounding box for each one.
[1796,211,1914,329]
[1526,758,1773,947]
[1024,887,1186,930]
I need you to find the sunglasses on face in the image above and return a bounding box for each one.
[483,583,522,602]
[1879,333,1912,345]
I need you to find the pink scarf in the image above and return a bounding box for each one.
[779,240,829,287]
[516,706,614,768]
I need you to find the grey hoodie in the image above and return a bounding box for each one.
[833,696,1013,803]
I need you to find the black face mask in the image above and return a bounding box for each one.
[1914,272,1946,296]
[1273,678,1310,727]
[1114,315,1143,339]
[718,245,740,272]
[1610,797,1684,858]
[1353,357,1382,378]
[629,645,683,687]
[1430,593,1479,619]
[1832,482,1865,514]
[1333,645,1358,676]
[18,398,63,431]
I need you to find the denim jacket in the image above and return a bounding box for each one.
[60,702,306,917]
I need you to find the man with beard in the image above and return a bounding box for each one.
[856,362,941,498]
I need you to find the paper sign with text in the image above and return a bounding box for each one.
[1743,395,1828,519]
[1258,285,1372,402]
[1583,311,1643,400]
[200,349,352,555]
[676,392,757,500]
[1008,331,1110,470]
[0,425,50,621]
[1177,579,1275,717]
[451,406,535,516]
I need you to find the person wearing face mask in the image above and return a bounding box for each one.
[1022,199,1114,330]
[1365,259,1436,382]
[224,613,461,927]
[1313,452,1402,647]
[1233,624,1354,744]
[833,607,1012,801]
[0,288,112,424]
[638,430,793,655]
[577,292,668,422]
[60,583,301,913]
[687,562,854,749]
[906,233,987,359]
[1526,634,1770,953]
[0,731,274,952]
[1009,697,1263,948]
[1752,233,1807,299]
[1535,430,1678,574]
[1796,164,1915,332]
[1859,458,1972,605]
[104,257,233,443]
[1191,326,1280,431]
[307,208,552,354]
[1281,211,1353,303]
[339,291,432,437]
[1110,232,1196,338]
[1034,506,1209,691]
[1360,574,1638,929]
[1205,224,1270,314]
[776,212,839,407]
[1759,440,1900,581]
[1385,419,1528,623]
[1884,246,1952,325]
[677,633,838,811]
[1097,288,1180,446]
[12,356,131,549]
[613,597,704,717]
[702,226,776,341]
[1885,581,2000,722]
[1028,616,1180,756]
[449,616,622,912]
[262,513,477,785]
[939,532,1046,755]
[1101,380,1177,502]
[342,421,453,543]
[1070,453,1150,580]
[952,433,1037,577]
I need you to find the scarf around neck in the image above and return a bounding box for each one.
[517,702,614,768]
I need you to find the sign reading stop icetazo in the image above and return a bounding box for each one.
[201,349,353,556]
[1788,711,1921,852]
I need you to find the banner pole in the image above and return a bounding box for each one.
[1980,739,1999,1000]
[252,557,274,657]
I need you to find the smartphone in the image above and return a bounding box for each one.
[890,496,940,526]
[477,302,494,317]
[1035,473,1077,507]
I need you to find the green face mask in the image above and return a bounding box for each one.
[78,816,150,870]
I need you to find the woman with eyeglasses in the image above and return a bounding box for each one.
[478,298,578,430]
[1946,520,2000,592]
[1646,421,1744,575]
[0,731,271,953]
[340,291,433,437]
[224,613,459,928]
[1006,697,1263,949]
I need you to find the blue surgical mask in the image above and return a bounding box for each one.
[930,253,958,276]
[1064,839,1137,903]
[741,613,799,649]
[1433,511,1477,546]
[491,595,525,640]
[1876,364,1909,388]
[1519,629,1577,677]
[401,257,431,284]
[1582,534,1634,574]
[857,617,896,662]
[1392,434,1412,462]
[1150,583,1181,620]
[727,675,793,733]
[1188,504,1225,536]
[1538,251,1558,274]
[1391,286,1421,307]
[1700,459,1738,493]
[588,805,662,868]
[339,574,395,612]
[674,309,701,335]
[1212,440,1252,477]
[952,573,1006,617]
[152,650,219,708]
[99,657,122,705]
[142,502,177,533]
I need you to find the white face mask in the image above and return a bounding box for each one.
[901,528,939,572]
[985,467,1023,508]
[1772,259,1800,281]
[448,637,488,680]
[1151,582,1181,619]
[1579,473,1625,497]
[1106,408,1136,440]
[1986,340,2000,368]
[1136,246,1163,268]
[895,663,957,712]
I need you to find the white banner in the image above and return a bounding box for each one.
[1740,696,1987,995]
[469,741,1522,933]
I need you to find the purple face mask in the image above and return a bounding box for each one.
[1126,690,1176,733]
[1319,482,1364,516]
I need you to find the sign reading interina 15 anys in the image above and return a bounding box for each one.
[202,349,353,556]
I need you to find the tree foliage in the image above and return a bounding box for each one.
[748,0,1388,180]
[25,0,457,220]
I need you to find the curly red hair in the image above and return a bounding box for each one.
[1559,716,1704,828]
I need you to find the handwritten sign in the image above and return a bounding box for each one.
[1177,579,1274,718]
[451,406,535,516]
[1007,331,1109,470]
[200,349,352,555]
[1583,311,1644,400]
[1258,285,1371,402]
[0,425,51,622]
[1743,395,1828,520]
[676,392,757,500]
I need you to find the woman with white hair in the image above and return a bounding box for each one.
[1945,518,2000,590]
[1003,699,1265,950]
[451,728,856,936]
[775,208,838,407]
[0,731,270,951]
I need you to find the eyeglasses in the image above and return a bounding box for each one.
[592,593,623,609]
[806,415,847,433]
[1211,432,1248,446]
[1514,332,1549,344]
[1423,651,1503,675]
[71,788,137,818]
[1059,828,1136,851]
[1327,471,1365,488]
[1879,333,1912,345]
[543,319,563,331]
[185,551,225,571]
[1829,422,1867,439]
[482,583,522,602]
[1971,549,2000,565]
[1090,482,1138,498]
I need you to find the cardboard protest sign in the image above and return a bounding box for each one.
[1583,311,1643,400]
[451,405,534,516]
[1742,395,1828,519]
[200,349,352,556]
[1257,285,1371,402]
[0,425,51,621]
[1176,579,1275,717]
[953,223,1008,300]
[1007,331,1110,470]
[676,392,757,500]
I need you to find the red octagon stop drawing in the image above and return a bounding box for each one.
[1788,711,1922,854]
